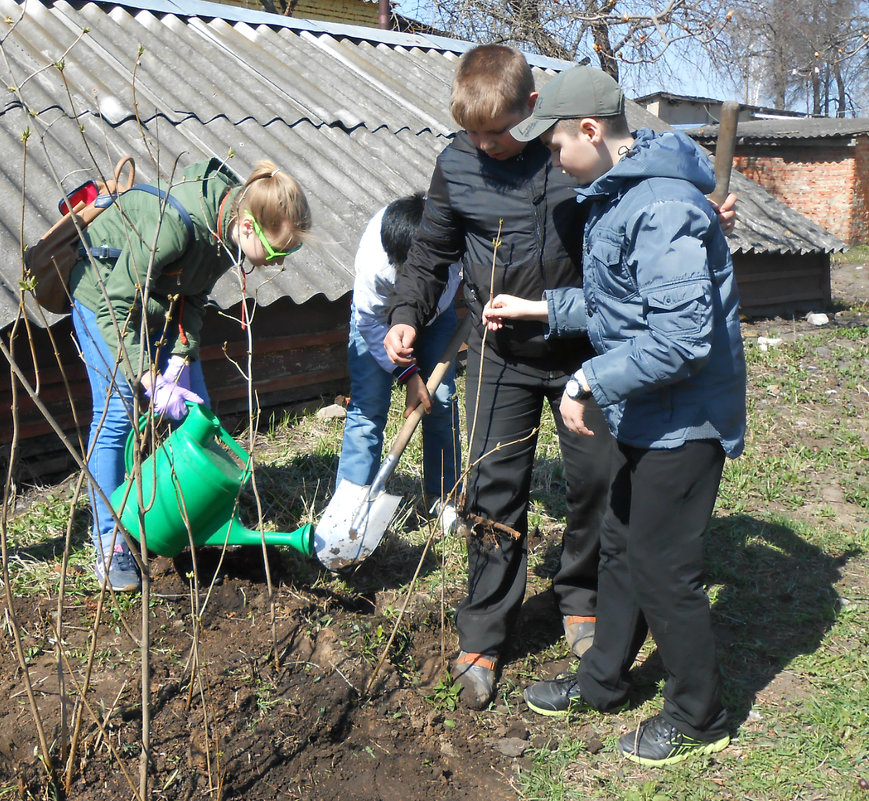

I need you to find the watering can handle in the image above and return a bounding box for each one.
[124,414,151,473]
[215,420,254,481]
[122,404,253,480]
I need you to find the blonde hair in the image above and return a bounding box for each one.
[232,161,312,243]
[450,45,535,129]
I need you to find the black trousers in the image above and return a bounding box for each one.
[455,335,614,657]
[578,439,728,740]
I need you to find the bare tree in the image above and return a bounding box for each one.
[419,0,735,81]
[402,0,869,113]
[724,0,869,115]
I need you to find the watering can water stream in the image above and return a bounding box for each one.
[111,403,314,559]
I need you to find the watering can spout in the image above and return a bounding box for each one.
[111,404,313,560]
[200,518,315,558]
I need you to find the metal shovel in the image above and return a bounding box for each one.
[314,314,472,571]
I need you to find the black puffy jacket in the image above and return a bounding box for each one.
[389,132,593,369]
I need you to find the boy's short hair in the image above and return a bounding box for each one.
[450,45,535,129]
[511,65,625,142]
[381,192,425,266]
[557,113,631,139]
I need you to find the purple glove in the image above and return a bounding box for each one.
[162,354,191,390]
[146,374,204,420]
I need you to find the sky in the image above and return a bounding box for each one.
[392,0,746,106]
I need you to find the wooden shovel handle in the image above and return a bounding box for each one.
[710,101,739,206]
[384,312,472,461]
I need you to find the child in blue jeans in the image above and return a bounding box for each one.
[337,194,461,526]
[483,65,746,766]
[71,159,312,591]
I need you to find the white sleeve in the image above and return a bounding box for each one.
[352,208,398,374]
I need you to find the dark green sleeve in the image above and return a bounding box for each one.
[94,205,189,379]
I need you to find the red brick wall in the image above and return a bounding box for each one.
[733,139,869,244]
[854,141,869,244]
[218,0,380,26]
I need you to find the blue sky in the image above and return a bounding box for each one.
[393,0,742,104]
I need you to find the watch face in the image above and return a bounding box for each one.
[566,378,580,398]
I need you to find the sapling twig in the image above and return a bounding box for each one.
[1,322,57,788]
[465,219,503,483]
[47,619,143,801]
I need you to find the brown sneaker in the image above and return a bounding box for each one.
[563,615,596,658]
[451,651,497,709]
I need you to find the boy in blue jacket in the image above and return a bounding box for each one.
[484,66,746,765]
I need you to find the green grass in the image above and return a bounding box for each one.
[833,243,869,265]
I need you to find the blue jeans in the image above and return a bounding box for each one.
[337,305,460,501]
[72,299,210,560]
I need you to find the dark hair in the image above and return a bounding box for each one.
[380,192,425,266]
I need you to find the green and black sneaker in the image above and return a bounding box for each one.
[524,675,627,717]
[618,714,729,766]
[524,675,588,717]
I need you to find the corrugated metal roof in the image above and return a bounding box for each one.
[687,117,869,141]
[633,91,808,121]
[634,90,724,106]
[0,0,845,330]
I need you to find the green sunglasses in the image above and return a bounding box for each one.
[245,212,302,262]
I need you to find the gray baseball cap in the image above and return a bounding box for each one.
[511,65,625,142]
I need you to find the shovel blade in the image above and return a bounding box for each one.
[314,479,402,571]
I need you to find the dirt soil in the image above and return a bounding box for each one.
[0,544,541,801]
[0,257,866,801]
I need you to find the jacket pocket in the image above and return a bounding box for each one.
[585,238,634,302]
[645,281,710,337]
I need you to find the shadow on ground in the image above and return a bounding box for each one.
[705,513,857,725]
[513,512,858,730]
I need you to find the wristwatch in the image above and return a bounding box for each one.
[565,377,593,401]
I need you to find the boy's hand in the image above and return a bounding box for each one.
[710,192,738,234]
[482,294,548,330]
[559,391,595,437]
[384,324,417,365]
[404,372,431,418]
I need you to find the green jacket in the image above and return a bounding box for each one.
[69,158,241,379]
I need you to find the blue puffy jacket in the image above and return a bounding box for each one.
[545,128,746,457]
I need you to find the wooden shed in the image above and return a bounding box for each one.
[689,118,869,246]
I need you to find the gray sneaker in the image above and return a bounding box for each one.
[451,651,497,709]
[94,547,141,592]
[563,615,596,658]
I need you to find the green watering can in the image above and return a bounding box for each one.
[111,403,313,559]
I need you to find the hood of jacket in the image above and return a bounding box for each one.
[577,128,715,203]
